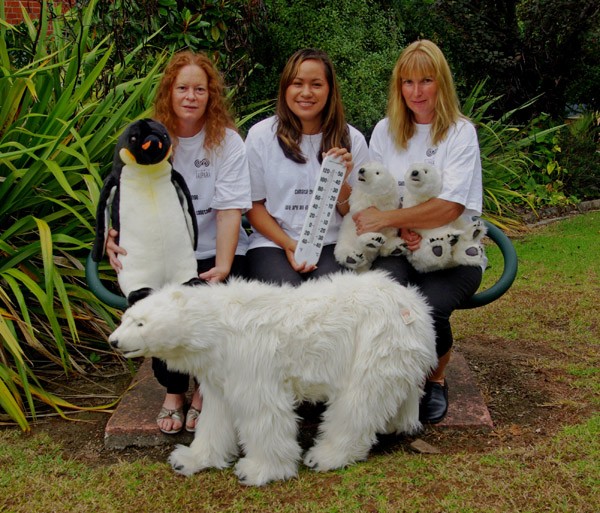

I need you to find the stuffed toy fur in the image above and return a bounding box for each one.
[402,162,486,273]
[92,118,199,305]
[108,271,437,486]
[334,162,405,272]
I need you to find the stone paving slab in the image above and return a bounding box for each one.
[438,352,493,430]
[104,352,493,449]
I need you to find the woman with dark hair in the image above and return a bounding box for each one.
[245,48,369,284]
[353,40,484,424]
[106,51,251,434]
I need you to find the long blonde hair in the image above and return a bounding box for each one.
[387,40,465,149]
[153,51,236,149]
[275,48,351,163]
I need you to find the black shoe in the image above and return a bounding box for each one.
[419,380,448,424]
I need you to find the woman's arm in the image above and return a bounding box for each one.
[353,197,464,234]
[246,200,315,272]
[336,180,353,216]
[324,146,354,217]
[199,208,241,283]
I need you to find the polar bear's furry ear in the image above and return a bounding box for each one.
[170,288,189,306]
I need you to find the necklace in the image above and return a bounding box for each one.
[305,133,321,161]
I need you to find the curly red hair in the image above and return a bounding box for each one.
[153,51,236,149]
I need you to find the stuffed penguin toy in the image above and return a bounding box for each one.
[92,118,199,305]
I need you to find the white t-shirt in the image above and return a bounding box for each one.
[369,117,483,221]
[245,116,370,250]
[174,127,252,259]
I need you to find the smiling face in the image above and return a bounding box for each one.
[285,58,330,134]
[171,64,209,137]
[401,74,438,124]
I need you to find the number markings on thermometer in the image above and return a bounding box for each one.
[294,156,346,266]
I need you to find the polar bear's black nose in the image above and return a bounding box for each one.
[410,169,419,177]
[109,338,119,349]
[358,167,366,175]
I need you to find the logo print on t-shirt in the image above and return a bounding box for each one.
[194,158,211,179]
[426,147,437,157]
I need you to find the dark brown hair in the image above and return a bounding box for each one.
[275,48,351,163]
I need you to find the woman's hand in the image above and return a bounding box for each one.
[199,209,240,283]
[325,147,353,176]
[352,206,387,235]
[106,228,126,272]
[400,228,422,251]
[284,240,317,274]
[199,266,230,284]
[327,147,354,216]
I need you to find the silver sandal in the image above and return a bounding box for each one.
[185,406,201,433]
[156,406,185,435]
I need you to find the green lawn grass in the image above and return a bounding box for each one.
[1,212,599,513]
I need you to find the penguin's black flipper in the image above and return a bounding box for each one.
[91,174,118,262]
[91,122,131,262]
[171,169,199,249]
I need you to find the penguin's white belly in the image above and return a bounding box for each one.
[117,173,197,296]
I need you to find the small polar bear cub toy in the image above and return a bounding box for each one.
[402,162,486,273]
[334,161,405,272]
[108,271,437,486]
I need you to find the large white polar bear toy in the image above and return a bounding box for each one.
[402,162,486,273]
[109,271,437,486]
[334,162,406,272]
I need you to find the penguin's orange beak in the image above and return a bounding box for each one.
[141,140,163,150]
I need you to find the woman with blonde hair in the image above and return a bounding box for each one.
[106,50,251,434]
[353,40,484,424]
[245,48,369,284]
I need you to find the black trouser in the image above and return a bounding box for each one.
[371,255,483,358]
[246,244,342,286]
[152,254,247,394]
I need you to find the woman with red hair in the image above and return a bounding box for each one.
[106,51,251,434]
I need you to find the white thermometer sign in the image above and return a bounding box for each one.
[294,155,346,267]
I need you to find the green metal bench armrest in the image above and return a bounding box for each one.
[85,221,517,311]
[85,252,128,310]
[459,220,518,309]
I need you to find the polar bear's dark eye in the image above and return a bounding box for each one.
[137,322,144,327]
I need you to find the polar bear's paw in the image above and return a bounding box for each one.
[465,245,483,258]
[358,232,386,249]
[430,237,446,257]
[234,456,298,486]
[168,445,207,476]
[424,233,459,258]
[463,218,486,242]
[380,236,408,257]
[343,251,366,269]
[304,441,366,472]
[453,242,485,267]
[408,233,458,273]
[168,443,232,476]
